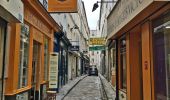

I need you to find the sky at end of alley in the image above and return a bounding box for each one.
[82,0,100,30]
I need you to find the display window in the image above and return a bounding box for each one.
[120,37,127,90]
[152,10,170,100]
[44,37,49,81]
[18,24,30,88]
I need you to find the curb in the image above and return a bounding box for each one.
[99,74,116,100]
[56,75,87,100]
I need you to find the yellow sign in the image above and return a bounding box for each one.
[48,0,77,13]
[90,38,105,45]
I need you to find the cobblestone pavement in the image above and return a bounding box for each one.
[63,76,102,100]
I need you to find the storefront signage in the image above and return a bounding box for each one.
[89,38,105,45]
[70,45,79,51]
[89,46,105,51]
[107,0,154,39]
[25,7,51,35]
[0,0,24,23]
[49,53,59,89]
[48,0,78,13]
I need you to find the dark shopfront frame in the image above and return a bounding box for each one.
[59,35,71,88]
[0,17,7,100]
[54,33,71,90]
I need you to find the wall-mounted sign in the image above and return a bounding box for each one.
[48,0,78,13]
[107,0,155,39]
[49,53,59,89]
[70,46,79,51]
[0,0,23,23]
[89,38,105,45]
[89,46,105,51]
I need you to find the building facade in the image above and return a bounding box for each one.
[0,0,24,99]
[98,0,116,85]
[1,0,61,100]
[89,30,102,70]
[50,0,90,91]
[106,0,170,100]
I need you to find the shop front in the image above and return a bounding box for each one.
[0,17,7,100]
[58,35,71,88]
[0,0,23,100]
[4,0,60,100]
[107,0,170,100]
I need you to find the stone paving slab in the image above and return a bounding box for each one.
[63,76,102,100]
[56,75,87,100]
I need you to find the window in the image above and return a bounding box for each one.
[0,19,5,80]
[18,24,29,88]
[120,38,126,90]
[44,37,49,81]
[153,10,170,99]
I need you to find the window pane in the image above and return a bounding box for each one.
[120,38,127,90]
[44,38,49,81]
[0,23,4,79]
[18,24,29,88]
[153,10,170,99]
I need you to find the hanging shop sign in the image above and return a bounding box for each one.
[49,53,59,89]
[89,46,105,51]
[89,38,105,45]
[70,45,79,51]
[107,0,155,39]
[48,0,78,13]
[0,0,23,23]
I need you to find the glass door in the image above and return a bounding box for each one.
[152,10,170,100]
[0,18,6,100]
[31,41,41,100]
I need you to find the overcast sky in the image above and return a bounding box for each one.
[82,0,100,30]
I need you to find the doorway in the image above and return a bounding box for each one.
[0,17,7,100]
[31,41,41,100]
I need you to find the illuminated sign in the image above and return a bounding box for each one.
[48,0,77,13]
[89,46,105,51]
[89,38,105,45]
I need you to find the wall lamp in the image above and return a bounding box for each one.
[70,25,79,31]
[92,0,117,12]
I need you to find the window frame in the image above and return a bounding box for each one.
[119,36,127,91]
[18,24,30,89]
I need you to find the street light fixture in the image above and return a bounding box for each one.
[70,24,79,31]
[92,0,117,12]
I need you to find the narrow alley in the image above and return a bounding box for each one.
[0,0,170,100]
[63,76,102,100]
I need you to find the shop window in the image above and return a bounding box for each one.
[111,45,116,86]
[120,38,127,90]
[0,19,5,80]
[153,10,170,99]
[18,24,29,88]
[44,37,49,81]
